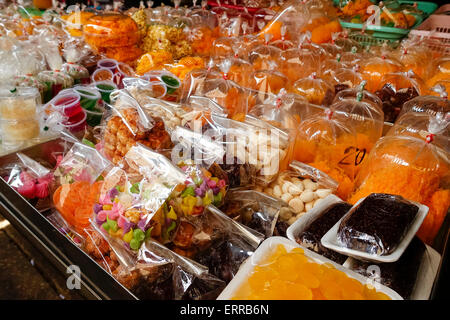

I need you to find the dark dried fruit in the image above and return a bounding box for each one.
[375,84,419,123]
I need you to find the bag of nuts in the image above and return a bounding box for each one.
[255,160,339,225]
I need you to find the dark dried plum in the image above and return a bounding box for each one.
[375,84,419,123]
[334,83,350,95]
[338,193,419,255]
[296,202,352,264]
[195,236,254,283]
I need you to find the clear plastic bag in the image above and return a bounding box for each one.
[53,141,112,185]
[293,73,334,106]
[248,89,310,131]
[221,189,285,238]
[257,0,310,42]
[329,84,384,173]
[338,193,420,255]
[249,69,290,95]
[170,205,264,283]
[398,95,450,120]
[359,56,403,93]
[102,89,173,164]
[348,129,449,245]
[257,160,338,225]
[1,152,54,210]
[293,109,357,200]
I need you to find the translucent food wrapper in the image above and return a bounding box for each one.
[53,141,113,185]
[221,189,283,238]
[206,113,290,187]
[170,205,264,283]
[348,133,449,245]
[398,95,450,120]
[83,225,226,300]
[293,109,358,199]
[248,90,310,131]
[258,0,310,42]
[338,193,419,255]
[293,73,335,106]
[1,152,55,210]
[279,47,320,83]
[102,89,173,164]
[257,160,338,225]
[92,148,187,251]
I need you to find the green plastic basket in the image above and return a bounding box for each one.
[335,1,438,41]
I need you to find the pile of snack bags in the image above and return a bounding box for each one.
[0,0,448,300]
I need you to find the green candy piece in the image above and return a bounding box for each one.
[102,222,110,232]
[145,227,154,240]
[181,186,195,197]
[130,182,140,194]
[95,175,104,182]
[161,75,179,88]
[133,229,145,242]
[82,138,95,148]
[213,192,223,205]
[130,238,140,250]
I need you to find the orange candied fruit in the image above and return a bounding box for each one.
[232,244,391,300]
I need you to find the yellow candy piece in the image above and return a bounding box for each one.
[103,204,113,210]
[167,207,178,220]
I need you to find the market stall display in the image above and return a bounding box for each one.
[0,0,447,301]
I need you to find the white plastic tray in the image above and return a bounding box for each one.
[217,237,403,300]
[286,194,346,243]
[321,196,429,263]
[343,244,441,300]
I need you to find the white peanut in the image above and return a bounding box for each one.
[288,216,298,225]
[316,188,332,199]
[288,184,303,195]
[281,181,293,194]
[299,190,315,203]
[273,185,282,198]
[281,193,293,203]
[279,207,293,220]
[289,198,304,213]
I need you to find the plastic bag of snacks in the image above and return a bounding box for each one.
[0,86,41,144]
[279,47,320,84]
[181,60,248,120]
[348,113,449,245]
[256,160,338,225]
[207,113,290,187]
[248,69,290,95]
[94,144,227,249]
[375,71,425,122]
[83,225,226,300]
[1,152,54,211]
[397,93,450,120]
[102,89,173,164]
[61,41,90,85]
[248,37,283,71]
[329,83,385,173]
[37,70,74,103]
[248,89,311,131]
[92,151,185,251]
[221,189,288,238]
[180,96,229,131]
[293,109,358,200]
[170,126,226,171]
[52,141,111,234]
[169,205,264,283]
[301,0,342,44]
[359,56,403,93]
[258,0,310,42]
[293,72,335,106]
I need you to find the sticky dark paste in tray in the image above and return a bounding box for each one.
[296,202,352,264]
[338,193,419,255]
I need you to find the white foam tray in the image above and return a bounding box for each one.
[217,236,403,300]
[321,196,429,263]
